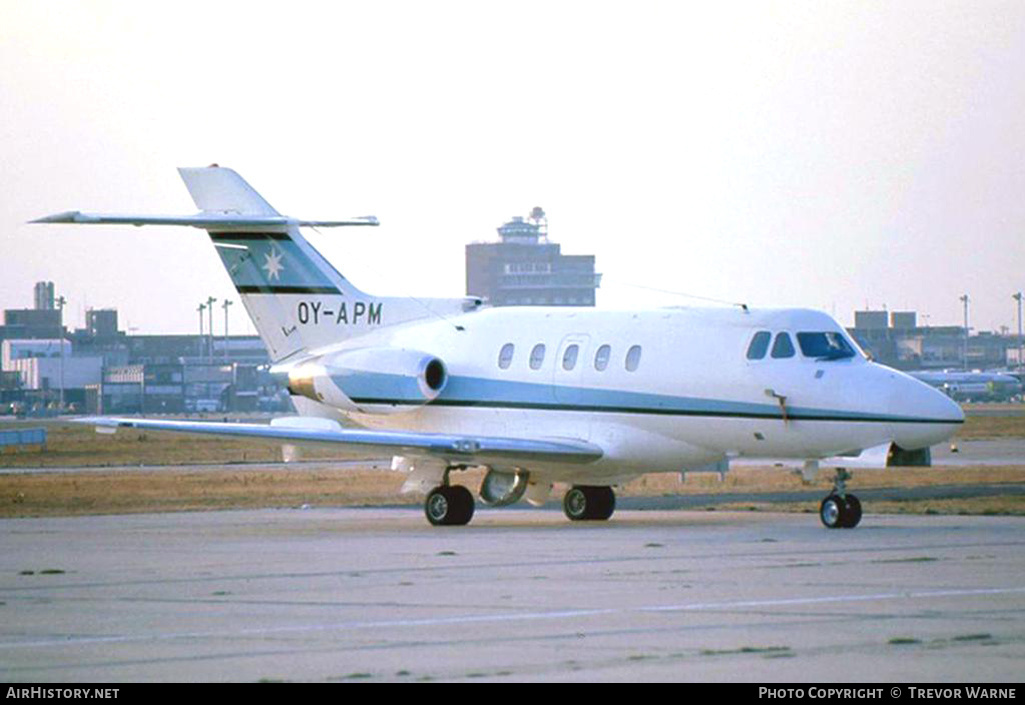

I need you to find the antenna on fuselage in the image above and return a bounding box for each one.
[603,278,750,311]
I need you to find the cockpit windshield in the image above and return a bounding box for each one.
[797,332,856,361]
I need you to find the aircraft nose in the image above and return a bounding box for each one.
[889,373,964,448]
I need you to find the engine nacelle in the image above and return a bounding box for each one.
[286,347,447,414]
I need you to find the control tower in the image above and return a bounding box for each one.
[465,209,600,306]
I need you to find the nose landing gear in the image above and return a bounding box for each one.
[819,468,862,529]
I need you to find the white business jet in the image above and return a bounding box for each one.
[33,166,964,528]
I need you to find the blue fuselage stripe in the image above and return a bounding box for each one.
[344,374,961,425]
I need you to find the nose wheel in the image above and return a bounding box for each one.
[820,468,862,529]
[819,493,862,528]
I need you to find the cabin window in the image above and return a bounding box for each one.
[746,331,771,360]
[625,345,642,371]
[498,343,514,369]
[594,344,611,371]
[797,332,856,360]
[771,333,795,359]
[562,344,579,371]
[530,343,546,370]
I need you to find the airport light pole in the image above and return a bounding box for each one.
[56,295,66,411]
[197,303,207,409]
[205,296,217,365]
[222,299,233,363]
[960,294,970,371]
[1014,292,1023,375]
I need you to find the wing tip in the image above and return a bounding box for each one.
[29,210,82,224]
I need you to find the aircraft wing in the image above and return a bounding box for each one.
[76,416,604,466]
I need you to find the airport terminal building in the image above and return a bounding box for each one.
[847,309,1014,371]
[0,282,286,416]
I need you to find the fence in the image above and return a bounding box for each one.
[0,427,47,452]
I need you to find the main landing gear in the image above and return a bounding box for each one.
[819,468,862,529]
[424,484,475,526]
[421,472,617,526]
[563,485,616,521]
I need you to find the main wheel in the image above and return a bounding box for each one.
[840,495,862,528]
[819,494,846,529]
[425,485,475,526]
[563,486,616,521]
[589,486,615,520]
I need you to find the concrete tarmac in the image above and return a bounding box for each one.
[1,508,1023,682]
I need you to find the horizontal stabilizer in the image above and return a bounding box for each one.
[31,211,378,228]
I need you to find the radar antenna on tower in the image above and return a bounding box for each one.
[529,206,548,240]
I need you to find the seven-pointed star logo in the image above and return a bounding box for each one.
[262,247,285,281]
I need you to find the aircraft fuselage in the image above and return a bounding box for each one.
[283,302,964,484]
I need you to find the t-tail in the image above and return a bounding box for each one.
[32,166,482,363]
[179,166,380,361]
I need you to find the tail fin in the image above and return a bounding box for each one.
[33,165,482,364]
[178,166,280,216]
[177,167,379,361]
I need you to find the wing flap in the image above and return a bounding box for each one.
[76,417,603,466]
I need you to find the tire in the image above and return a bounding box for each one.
[448,485,475,525]
[425,485,475,526]
[589,486,616,521]
[563,486,616,521]
[819,494,846,529]
[564,486,589,521]
[840,495,862,529]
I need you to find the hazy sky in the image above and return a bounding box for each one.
[2,1,1024,336]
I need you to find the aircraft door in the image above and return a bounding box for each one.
[743,329,797,439]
